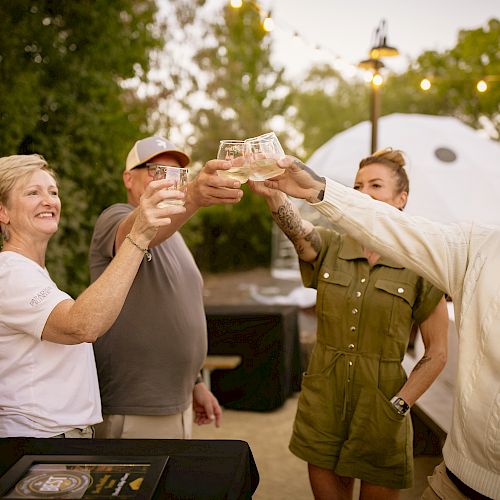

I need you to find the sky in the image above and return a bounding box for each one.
[157,0,500,144]
[259,0,500,77]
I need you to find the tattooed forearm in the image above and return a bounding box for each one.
[412,355,432,372]
[304,228,321,254]
[295,242,306,255]
[271,197,321,257]
[272,202,305,242]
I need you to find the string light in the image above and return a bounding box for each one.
[418,76,497,92]
[420,78,431,91]
[262,15,274,32]
[228,1,499,90]
[477,80,487,92]
[228,0,359,74]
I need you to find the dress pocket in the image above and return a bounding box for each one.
[340,386,412,470]
[296,370,337,432]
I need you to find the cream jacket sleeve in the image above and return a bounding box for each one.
[312,177,481,299]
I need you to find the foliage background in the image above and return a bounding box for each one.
[1,0,498,296]
[0,0,162,296]
[166,1,289,271]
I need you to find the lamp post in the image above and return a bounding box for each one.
[358,19,399,153]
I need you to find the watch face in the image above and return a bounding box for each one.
[392,397,410,415]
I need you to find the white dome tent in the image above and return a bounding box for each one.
[307,113,500,226]
[305,113,500,433]
[271,113,500,280]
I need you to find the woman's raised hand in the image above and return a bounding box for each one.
[263,156,326,203]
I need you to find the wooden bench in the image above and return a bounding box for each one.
[202,355,242,390]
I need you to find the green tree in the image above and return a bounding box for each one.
[189,2,288,161]
[0,0,162,296]
[383,18,500,138]
[288,64,370,160]
[159,0,290,271]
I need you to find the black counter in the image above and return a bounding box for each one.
[0,438,259,499]
[205,304,302,411]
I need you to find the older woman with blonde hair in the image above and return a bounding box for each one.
[0,154,184,438]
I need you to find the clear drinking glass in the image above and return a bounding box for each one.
[217,140,250,183]
[153,165,189,207]
[245,132,285,181]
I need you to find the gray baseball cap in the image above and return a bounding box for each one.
[125,136,190,171]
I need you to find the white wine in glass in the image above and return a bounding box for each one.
[153,165,188,207]
[245,132,285,181]
[217,140,250,183]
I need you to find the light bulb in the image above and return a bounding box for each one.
[372,73,383,86]
[477,80,487,92]
[420,78,431,91]
[263,16,274,32]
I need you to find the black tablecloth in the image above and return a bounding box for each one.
[205,304,302,411]
[0,438,259,499]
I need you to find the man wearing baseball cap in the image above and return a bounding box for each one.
[88,136,243,439]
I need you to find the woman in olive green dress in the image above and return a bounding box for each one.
[249,148,449,499]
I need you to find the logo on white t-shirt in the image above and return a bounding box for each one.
[29,286,54,307]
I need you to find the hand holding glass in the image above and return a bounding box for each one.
[217,140,250,183]
[153,165,188,208]
[245,132,285,181]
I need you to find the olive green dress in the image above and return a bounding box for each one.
[289,229,444,489]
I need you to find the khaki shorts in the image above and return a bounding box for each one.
[52,426,95,439]
[421,461,469,500]
[95,405,193,439]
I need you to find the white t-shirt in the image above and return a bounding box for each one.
[0,251,102,437]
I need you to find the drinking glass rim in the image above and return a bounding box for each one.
[245,131,277,142]
[146,163,188,171]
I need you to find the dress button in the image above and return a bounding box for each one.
[352,308,358,315]
[360,278,366,283]
[398,287,405,293]
[323,272,330,279]
[350,326,356,332]
[348,361,353,366]
[348,343,355,350]
[355,291,361,297]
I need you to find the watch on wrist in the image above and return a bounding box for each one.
[390,396,410,415]
[195,373,203,385]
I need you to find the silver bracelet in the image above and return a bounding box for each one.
[125,233,152,262]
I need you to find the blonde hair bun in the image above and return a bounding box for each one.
[372,147,406,168]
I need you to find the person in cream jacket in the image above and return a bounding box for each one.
[255,154,499,499]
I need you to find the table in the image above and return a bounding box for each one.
[205,304,302,411]
[0,438,259,500]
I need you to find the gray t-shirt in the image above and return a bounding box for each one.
[89,203,207,415]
